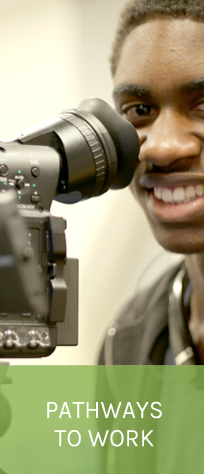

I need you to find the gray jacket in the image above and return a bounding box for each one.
[99,263,182,365]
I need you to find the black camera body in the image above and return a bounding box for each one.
[0,98,139,358]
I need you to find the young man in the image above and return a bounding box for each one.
[100,0,204,365]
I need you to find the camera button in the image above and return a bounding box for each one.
[0,164,8,176]
[15,178,24,189]
[27,330,39,349]
[30,194,41,203]
[31,167,40,177]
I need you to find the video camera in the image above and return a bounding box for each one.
[0,98,139,358]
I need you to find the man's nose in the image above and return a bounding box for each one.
[139,110,201,167]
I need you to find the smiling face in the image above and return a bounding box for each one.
[113,18,204,253]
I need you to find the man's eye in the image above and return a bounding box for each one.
[193,102,204,111]
[121,104,157,125]
[123,104,151,116]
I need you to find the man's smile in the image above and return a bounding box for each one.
[146,185,204,224]
[140,172,204,204]
[153,184,204,204]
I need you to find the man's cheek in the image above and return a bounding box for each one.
[129,170,143,203]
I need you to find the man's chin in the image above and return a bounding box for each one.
[151,229,204,255]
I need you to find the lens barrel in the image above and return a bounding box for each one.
[16,98,140,204]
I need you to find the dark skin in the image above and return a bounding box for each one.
[113,18,204,362]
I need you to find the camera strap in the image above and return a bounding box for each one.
[168,266,198,365]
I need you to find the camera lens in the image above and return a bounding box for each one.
[55,98,139,203]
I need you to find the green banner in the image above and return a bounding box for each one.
[0,365,204,473]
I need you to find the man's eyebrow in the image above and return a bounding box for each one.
[113,83,152,98]
[181,79,204,94]
[113,80,204,97]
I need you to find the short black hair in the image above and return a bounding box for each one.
[110,0,204,76]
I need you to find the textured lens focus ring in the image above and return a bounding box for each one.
[62,113,107,195]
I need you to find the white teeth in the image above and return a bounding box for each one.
[154,188,162,199]
[196,184,204,196]
[173,187,185,202]
[162,188,173,202]
[186,185,196,198]
[154,184,204,204]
